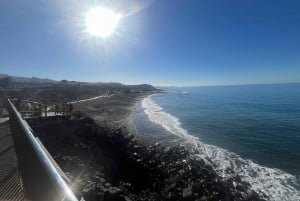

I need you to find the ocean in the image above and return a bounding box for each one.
[132,83,300,201]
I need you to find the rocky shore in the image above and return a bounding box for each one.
[27,92,265,201]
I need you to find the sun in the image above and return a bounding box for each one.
[85,7,121,38]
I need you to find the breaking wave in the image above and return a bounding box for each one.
[141,95,300,201]
[163,90,189,94]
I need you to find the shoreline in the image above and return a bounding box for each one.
[27,92,264,201]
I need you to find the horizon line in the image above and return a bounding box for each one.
[2,72,299,88]
[155,82,300,88]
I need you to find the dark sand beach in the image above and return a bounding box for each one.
[26,90,264,201]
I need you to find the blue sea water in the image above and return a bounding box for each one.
[132,83,300,201]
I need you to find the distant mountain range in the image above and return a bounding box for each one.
[0,74,157,91]
[0,74,57,83]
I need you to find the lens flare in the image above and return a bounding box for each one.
[85,7,121,38]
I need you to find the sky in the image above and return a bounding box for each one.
[0,0,299,86]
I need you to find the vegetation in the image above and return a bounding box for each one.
[0,77,12,89]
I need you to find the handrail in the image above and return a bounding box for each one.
[7,99,78,201]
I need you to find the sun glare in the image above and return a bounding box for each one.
[85,7,121,38]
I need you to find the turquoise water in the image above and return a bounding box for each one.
[134,83,300,200]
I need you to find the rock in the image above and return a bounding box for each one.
[246,190,262,200]
[198,196,207,201]
[103,187,124,201]
[182,185,193,198]
[99,178,106,184]
[105,183,111,187]
[82,182,95,193]
[108,187,122,194]
[166,183,176,191]
[121,196,131,201]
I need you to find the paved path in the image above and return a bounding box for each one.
[69,94,113,104]
[0,119,26,201]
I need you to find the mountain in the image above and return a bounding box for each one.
[0,74,158,91]
[0,74,57,83]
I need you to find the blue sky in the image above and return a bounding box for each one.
[0,0,299,86]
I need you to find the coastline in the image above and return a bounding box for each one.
[133,89,300,201]
[27,91,264,201]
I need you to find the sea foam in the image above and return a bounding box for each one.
[142,95,300,201]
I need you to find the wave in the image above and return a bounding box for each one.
[141,95,300,201]
[164,90,189,94]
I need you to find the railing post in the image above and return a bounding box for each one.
[39,103,42,117]
[44,102,47,117]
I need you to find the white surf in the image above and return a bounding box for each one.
[142,95,300,201]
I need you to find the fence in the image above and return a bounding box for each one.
[7,99,78,201]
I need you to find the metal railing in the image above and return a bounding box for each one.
[7,99,78,201]
[11,99,73,118]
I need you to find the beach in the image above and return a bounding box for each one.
[27,91,264,201]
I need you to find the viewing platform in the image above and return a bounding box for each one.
[0,119,25,201]
[0,99,78,201]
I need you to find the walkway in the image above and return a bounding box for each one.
[0,118,26,201]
